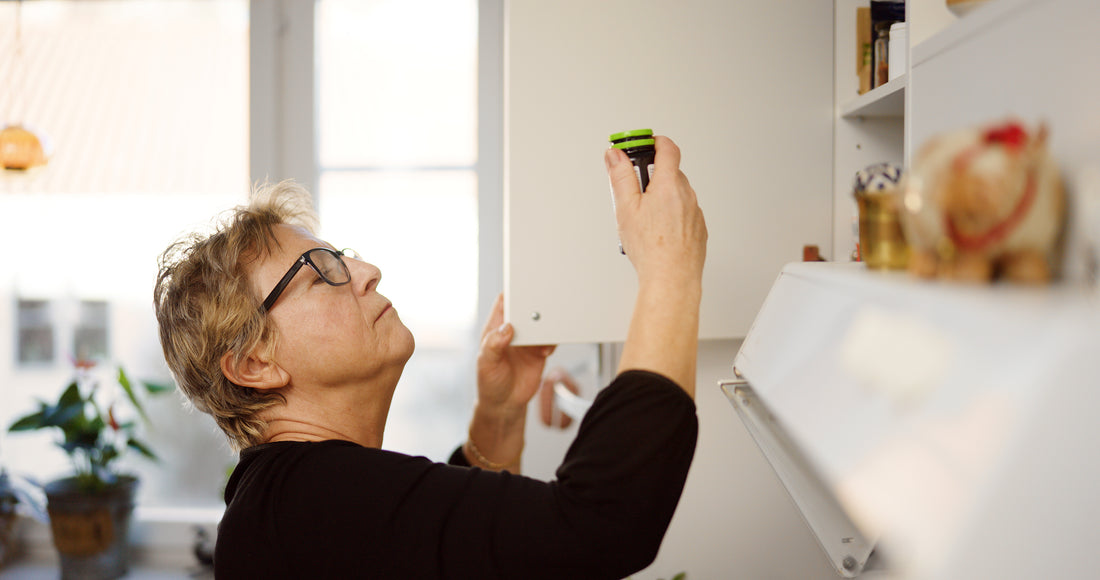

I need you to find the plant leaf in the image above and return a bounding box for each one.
[128,438,158,461]
[117,367,151,423]
[41,381,85,427]
[143,380,174,395]
[61,414,100,449]
[88,415,106,433]
[61,433,99,451]
[9,408,47,431]
[58,381,82,407]
[43,400,84,428]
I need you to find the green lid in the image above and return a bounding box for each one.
[609,129,653,142]
[611,138,656,150]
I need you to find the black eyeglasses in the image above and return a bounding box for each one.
[260,247,360,312]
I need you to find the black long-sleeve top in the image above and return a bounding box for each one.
[214,370,698,579]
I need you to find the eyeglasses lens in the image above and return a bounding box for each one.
[309,249,350,284]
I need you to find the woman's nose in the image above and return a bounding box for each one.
[348,258,381,294]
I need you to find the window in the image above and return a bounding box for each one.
[316,0,480,460]
[74,300,109,363]
[15,298,109,367]
[16,300,53,365]
[0,0,247,511]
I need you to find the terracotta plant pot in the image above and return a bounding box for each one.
[44,476,138,580]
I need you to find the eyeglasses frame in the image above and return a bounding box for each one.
[260,247,358,312]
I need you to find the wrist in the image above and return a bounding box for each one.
[464,438,522,471]
[636,275,703,307]
[472,399,527,427]
[635,258,703,288]
[467,402,527,472]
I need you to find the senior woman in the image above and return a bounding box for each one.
[153,136,706,579]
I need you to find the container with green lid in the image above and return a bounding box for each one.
[609,129,656,192]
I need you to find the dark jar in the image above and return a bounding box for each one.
[609,129,656,192]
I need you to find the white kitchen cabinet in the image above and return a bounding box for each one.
[502,0,834,345]
[733,0,1100,578]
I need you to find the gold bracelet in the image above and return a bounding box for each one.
[465,438,521,471]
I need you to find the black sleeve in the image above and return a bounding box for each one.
[447,445,471,467]
[279,370,697,580]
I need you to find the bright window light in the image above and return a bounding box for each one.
[316,0,479,460]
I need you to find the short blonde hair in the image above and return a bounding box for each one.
[154,180,319,450]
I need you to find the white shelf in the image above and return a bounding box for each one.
[840,75,906,119]
[731,261,1100,577]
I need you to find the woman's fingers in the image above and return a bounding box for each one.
[605,146,641,211]
[480,293,505,340]
[651,135,681,175]
[538,368,578,428]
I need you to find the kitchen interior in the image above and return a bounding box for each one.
[1,0,1099,578]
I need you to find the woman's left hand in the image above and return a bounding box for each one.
[476,293,556,418]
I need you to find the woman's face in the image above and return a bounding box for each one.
[250,224,415,390]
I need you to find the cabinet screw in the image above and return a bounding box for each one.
[842,556,857,571]
[531,312,541,321]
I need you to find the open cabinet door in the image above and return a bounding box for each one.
[503,0,834,345]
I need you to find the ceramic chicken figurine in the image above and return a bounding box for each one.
[899,119,1066,283]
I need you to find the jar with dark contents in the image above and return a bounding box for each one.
[609,129,656,192]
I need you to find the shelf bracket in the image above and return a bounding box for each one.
[720,380,878,577]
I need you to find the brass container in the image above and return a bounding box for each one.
[856,189,910,270]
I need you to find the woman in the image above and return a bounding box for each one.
[153,136,707,578]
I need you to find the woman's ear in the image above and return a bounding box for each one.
[220,348,289,391]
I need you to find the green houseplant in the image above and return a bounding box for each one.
[7,361,170,580]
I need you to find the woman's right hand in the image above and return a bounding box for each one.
[605,136,707,397]
[605,136,707,287]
